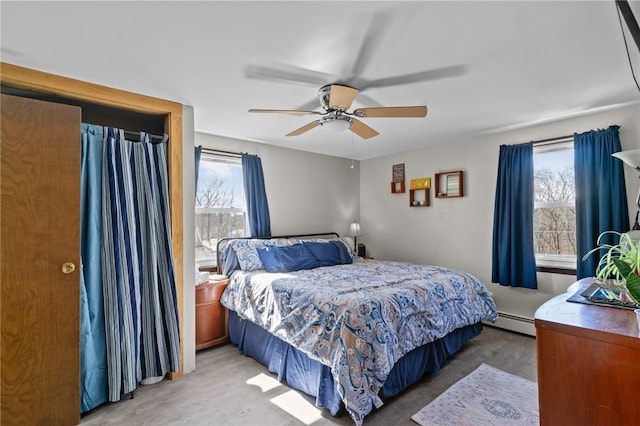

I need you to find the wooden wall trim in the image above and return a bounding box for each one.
[0,62,181,115]
[1,62,185,378]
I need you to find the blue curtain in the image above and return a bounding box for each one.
[100,128,181,401]
[80,126,181,407]
[242,153,271,237]
[80,124,108,412]
[194,145,202,195]
[491,143,538,289]
[575,125,629,279]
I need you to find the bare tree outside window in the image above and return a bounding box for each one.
[533,145,576,264]
[195,154,246,266]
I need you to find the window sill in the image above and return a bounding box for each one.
[535,258,576,275]
[536,265,576,275]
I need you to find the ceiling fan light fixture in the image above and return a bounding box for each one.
[320,116,352,132]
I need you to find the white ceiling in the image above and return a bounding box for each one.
[2,1,639,160]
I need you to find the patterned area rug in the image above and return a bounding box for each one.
[412,363,539,426]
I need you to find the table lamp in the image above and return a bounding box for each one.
[612,148,640,236]
[349,220,361,249]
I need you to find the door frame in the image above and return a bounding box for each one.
[0,62,185,378]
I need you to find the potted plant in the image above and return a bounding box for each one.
[583,231,640,304]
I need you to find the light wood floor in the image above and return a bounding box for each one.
[80,325,536,426]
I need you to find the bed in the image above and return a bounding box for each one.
[217,233,497,425]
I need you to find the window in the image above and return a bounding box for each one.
[195,152,246,268]
[533,140,576,270]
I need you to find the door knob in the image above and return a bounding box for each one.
[61,262,76,274]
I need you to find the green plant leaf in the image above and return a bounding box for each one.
[613,258,633,277]
[625,273,640,303]
[613,258,640,302]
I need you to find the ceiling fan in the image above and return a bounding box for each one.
[248,84,428,139]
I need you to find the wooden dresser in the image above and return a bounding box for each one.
[535,278,640,425]
[195,278,230,350]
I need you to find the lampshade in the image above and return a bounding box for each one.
[349,221,361,237]
[612,149,640,214]
[612,149,640,169]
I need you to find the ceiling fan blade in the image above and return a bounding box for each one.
[245,64,333,87]
[329,85,359,111]
[294,97,322,112]
[361,64,467,89]
[353,106,427,118]
[349,118,379,139]
[356,93,383,108]
[349,10,393,78]
[286,120,321,136]
[249,109,322,116]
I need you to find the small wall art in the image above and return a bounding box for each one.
[435,170,464,198]
[391,163,406,193]
[392,163,405,181]
[410,177,431,189]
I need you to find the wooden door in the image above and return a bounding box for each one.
[1,94,81,425]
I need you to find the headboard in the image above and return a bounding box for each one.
[216,232,341,274]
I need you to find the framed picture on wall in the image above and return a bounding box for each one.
[392,163,405,181]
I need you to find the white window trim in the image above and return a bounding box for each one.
[533,139,576,270]
[533,139,573,154]
[195,207,245,214]
[534,201,574,209]
[195,151,247,268]
[535,254,577,270]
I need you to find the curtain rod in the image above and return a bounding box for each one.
[201,147,242,158]
[532,134,574,144]
[123,130,167,143]
[513,134,574,146]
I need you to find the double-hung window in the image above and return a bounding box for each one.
[533,140,576,272]
[195,151,246,269]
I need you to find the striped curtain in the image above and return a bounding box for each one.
[101,128,181,401]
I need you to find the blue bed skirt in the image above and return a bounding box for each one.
[228,310,482,416]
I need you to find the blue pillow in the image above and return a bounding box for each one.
[256,246,281,271]
[330,240,353,264]
[304,241,343,266]
[257,244,319,272]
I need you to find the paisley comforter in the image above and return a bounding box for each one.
[220,259,497,424]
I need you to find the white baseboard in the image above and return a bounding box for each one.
[484,311,536,337]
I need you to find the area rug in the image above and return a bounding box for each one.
[411,363,539,426]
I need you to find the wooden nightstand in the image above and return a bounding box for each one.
[195,278,230,350]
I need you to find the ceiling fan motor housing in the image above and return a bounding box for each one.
[318,84,333,111]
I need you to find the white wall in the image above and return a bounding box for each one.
[360,103,640,335]
[182,105,196,374]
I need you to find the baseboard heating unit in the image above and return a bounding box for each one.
[484,311,536,336]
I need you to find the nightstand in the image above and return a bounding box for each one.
[195,278,230,350]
